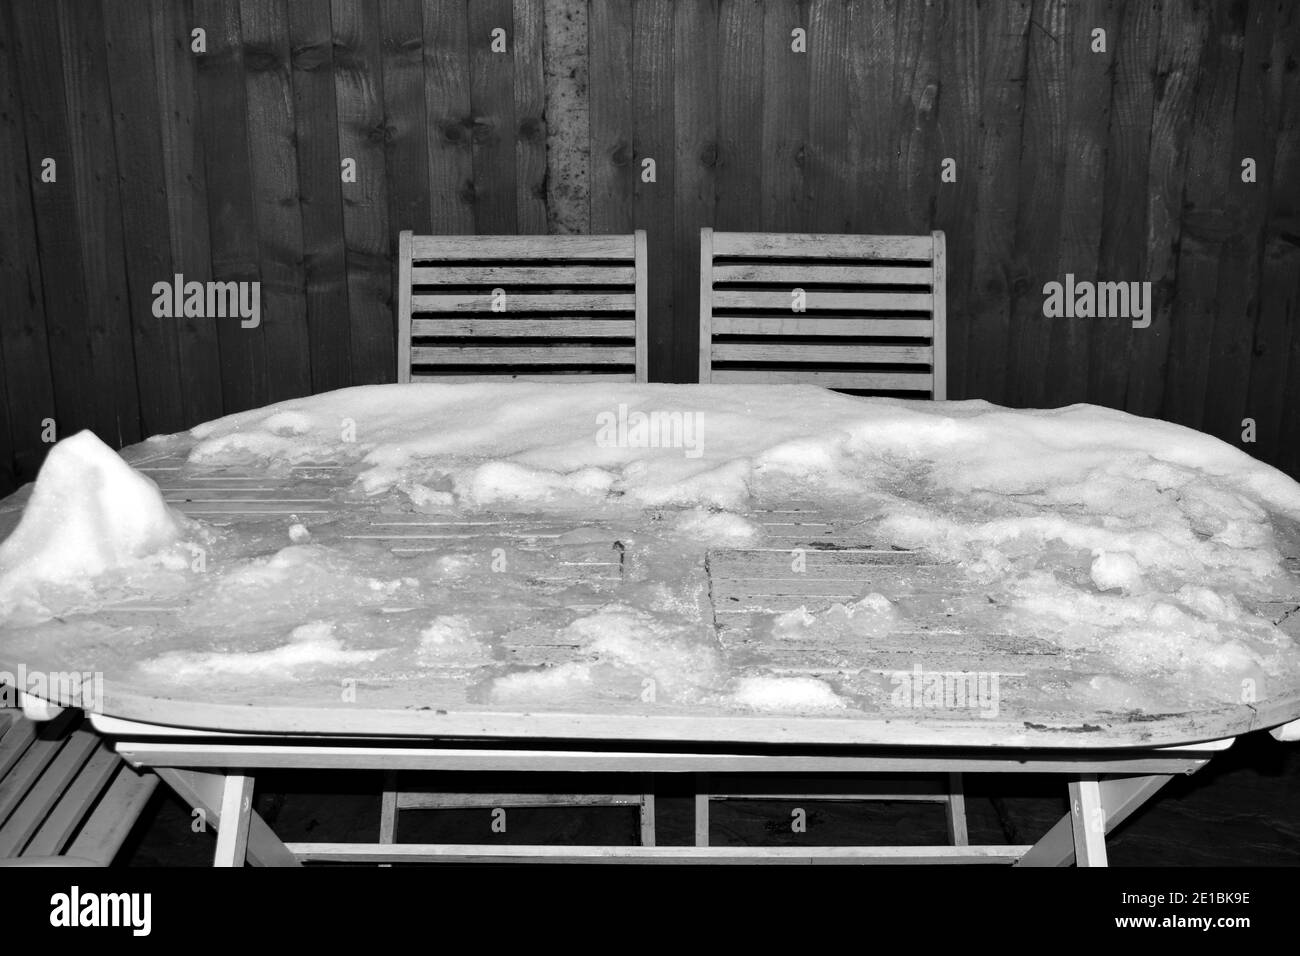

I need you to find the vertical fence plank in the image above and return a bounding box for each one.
[381,0,431,237]
[846,0,899,233]
[1201,0,1281,446]
[1091,0,1158,411]
[0,6,57,487]
[423,0,474,236]
[588,0,634,234]
[632,0,675,380]
[10,2,101,441]
[1128,2,1208,418]
[890,0,941,234]
[962,0,1031,406]
[934,0,980,399]
[1253,1,1300,472]
[104,1,186,437]
[467,0,517,234]
[1044,0,1118,406]
[194,0,269,412]
[1007,0,1069,409]
[154,0,224,426]
[674,0,718,382]
[1162,2,1245,430]
[58,0,143,447]
[241,0,311,403]
[513,0,547,234]
[333,0,393,384]
[715,0,762,231]
[760,0,809,234]
[288,0,352,394]
[542,0,590,234]
[806,0,849,233]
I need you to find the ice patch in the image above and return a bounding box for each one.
[139,621,381,681]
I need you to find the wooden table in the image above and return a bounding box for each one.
[3,435,1299,866]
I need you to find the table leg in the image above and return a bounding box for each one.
[156,768,301,867]
[639,773,656,847]
[214,774,254,867]
[694,773,710,847]
[1069,775,1107,867]
[1016,774,1173,867]
[946,772,969,846]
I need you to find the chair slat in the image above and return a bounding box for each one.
[64,765,159,866]
[23,745,121,857]
[712,317,934,337]
[711,291,933,312]
[399,231,648,384]
[0,730,99,857]
[411,318,635,338]
[411,373,637,383]
[411,346,635,365]
[412,265,636,285]
[711,232,935,261]
[710,369,934,389]
[398,792,643,809]
[410,234,636,259]
[412,293,636,313]
[700,230,946,395]
[712,344,933,364]
[712,264,933,285]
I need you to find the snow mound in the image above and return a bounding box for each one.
[0,431,187,599]
[731,675,848,711]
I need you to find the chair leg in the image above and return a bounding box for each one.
[378,771,398,868]
[945,772,969,846]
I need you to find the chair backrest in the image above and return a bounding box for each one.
[698,230,947,399]
[397,231,648,383]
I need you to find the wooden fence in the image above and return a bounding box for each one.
[1,0,1297,496]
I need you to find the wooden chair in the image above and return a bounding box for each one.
[397,231,648,383]
[698,229,947,398]
[0,704,158,866]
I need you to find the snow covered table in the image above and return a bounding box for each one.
[2,384,1298,864]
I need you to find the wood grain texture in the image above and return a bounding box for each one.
[467,0,517,234]
[332,0,393,385]
[0,4,57,486]
[673,0,718,383]
[288,0,352,393]
[57,0,143,447]
[632,0,675,381]
[194,0,269,412]
[1161,0,1246,431]
[152,0,224,426]
[241,0,311,403]
[1091,0,1158,410]
[513,0,547,234]
[422,0,474,235]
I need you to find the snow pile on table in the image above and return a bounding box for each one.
[2,384,1299,720]
[0,430,194,617]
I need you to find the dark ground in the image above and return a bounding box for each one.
[120,729,1300,866]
